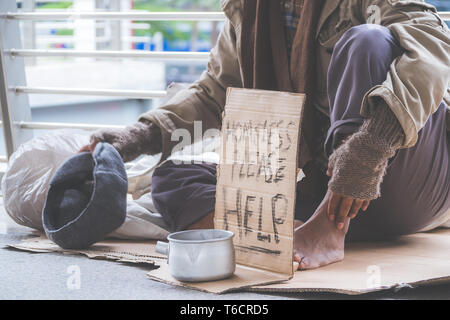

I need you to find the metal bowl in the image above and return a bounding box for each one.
[156,229,235,282]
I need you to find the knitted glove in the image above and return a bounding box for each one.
[328,103,405,200]
[90,119,162,163]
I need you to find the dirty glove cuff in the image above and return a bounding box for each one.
[91,120,162,163]
[328,103,405,200]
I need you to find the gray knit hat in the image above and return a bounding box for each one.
[42,142,127,249]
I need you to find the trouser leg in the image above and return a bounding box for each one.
[325,24,403,155]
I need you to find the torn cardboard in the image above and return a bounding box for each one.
[9,235,164,265]
[214,88,305,278]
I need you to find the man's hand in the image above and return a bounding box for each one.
[326,165,370,230]
[77,121,162,163]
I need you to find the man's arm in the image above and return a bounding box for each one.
[360,0,450,147]
[327,0,450,227]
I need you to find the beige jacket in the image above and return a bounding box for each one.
[139,0,450,163]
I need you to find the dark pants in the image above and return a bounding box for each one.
[152,25,450,240]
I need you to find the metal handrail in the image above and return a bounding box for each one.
[12,86,167,99]
[19,121,125,131]
[6,49,210,61]
[0,12,226,21]
[0,120,125,131]
[440,12,450,20]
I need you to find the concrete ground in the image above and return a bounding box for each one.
[1,197,449,300]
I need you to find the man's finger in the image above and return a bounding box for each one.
[336,197,353,229]
[78,145,90,153]
[326,166,333,177]
[349,199,364,219]
[362,200,371,211]
[89,139,99,152]
[327,192,341,221]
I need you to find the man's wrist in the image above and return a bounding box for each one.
[327,103,405,200]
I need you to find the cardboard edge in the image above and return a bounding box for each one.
[6,244,55,253]
[7,242,159,266]
[146,260,293,295]
[246,286,382,296]
[146,271,291,295]
[403,276,450,290]
[245,276,450,296]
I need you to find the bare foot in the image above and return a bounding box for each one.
[294,190,348,270]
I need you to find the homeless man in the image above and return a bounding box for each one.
[80,0,450,270]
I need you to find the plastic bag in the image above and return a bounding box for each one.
[1,130,90,230]
[0,129,170,240]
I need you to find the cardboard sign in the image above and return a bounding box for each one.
[214,88,305,276]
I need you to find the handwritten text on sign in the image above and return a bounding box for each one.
[214,88,304,275]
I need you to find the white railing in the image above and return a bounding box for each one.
[33,21,147,29]
[0,120,125,130]
[441,12,450,20]
[18,121,125,131]
[0,0,449,163]
[0,0,223,160]
[6,49,210,61]
[11,86,168,99]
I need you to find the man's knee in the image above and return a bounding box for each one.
[152,160,217,194]
[335,24,401,61]
[151,161,217,231]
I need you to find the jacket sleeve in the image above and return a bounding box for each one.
[138,19,242,160]
[360,0,450,148]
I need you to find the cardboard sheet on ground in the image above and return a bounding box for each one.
[249,228,450,295]
[9,228,450,294]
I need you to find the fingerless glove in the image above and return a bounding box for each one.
[90,119,162,163]
[328,103,405,200]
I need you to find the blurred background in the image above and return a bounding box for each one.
[0,0,449,156]
[14,0,223,129]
